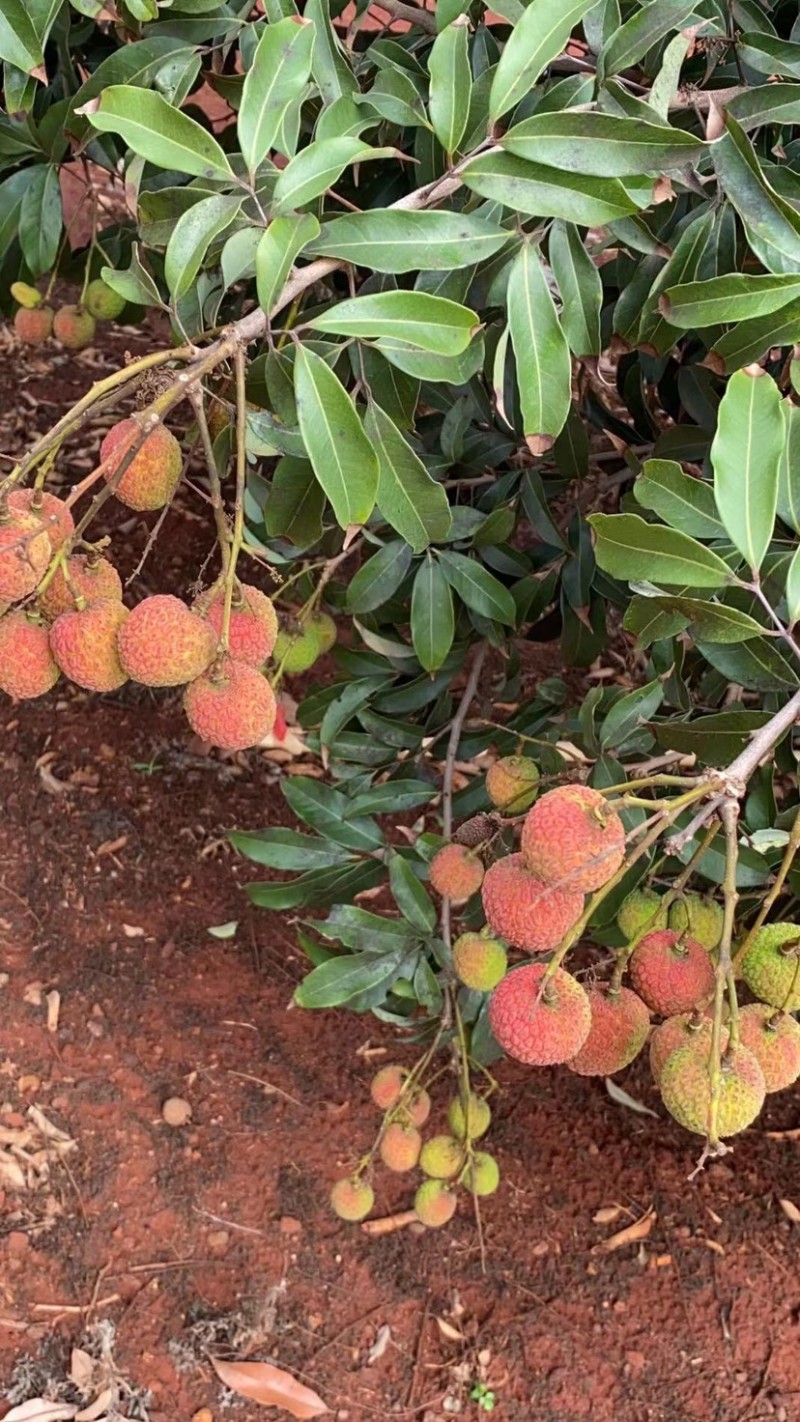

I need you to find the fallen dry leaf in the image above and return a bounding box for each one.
[593,1207,656,1254]
[604,1078,659,1119]
[211,1358,329,1417]
[366,1324,391,1364]
[436,1317,464,1343]
[69,1347,96,1393]
[5,1404,78,1422]
[780,1198,800,1223]
[75,1388,113,1422]
[592,1205,625,1225]
[46,990,60,1033]
[766,1128,800,1141]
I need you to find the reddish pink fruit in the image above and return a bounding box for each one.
[482,852,583,953]
[184,655,276,751]
[100,418,182,511]
[0,611,59,699]
[488,962,591,1066]
[568,985,650,1076]
[521,784,625,892]
[629,929,715,1016]
[197,583,278,666]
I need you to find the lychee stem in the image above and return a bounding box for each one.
[217,346,248,654]
[706,801,741,1153]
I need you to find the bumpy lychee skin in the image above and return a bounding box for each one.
[567,985,650,1077]
[330,1177,374,1222]
[8,489,74,552]
[649,1012,722,1085]
[273,619,323,673]
[660,1044,765,1137]
[50,597,129,692]
[370,1064,406,1111]
[84,278,126,321]
[466,1151,499,1197]
[429,844,484,903]
[0,611,59,699]
[38,554,122,620]
[486,754,540,813]
[737,1004,800,1093]
[419,1135,466,1180]
[414,1179,457,1228]
[14,306,54,344]
[628,929,715,1016]
[481,853,583,953]
[404,1088,431,1128]
[489,963,591,1066]
[0,511,51,602]
[668,893,723,951]
[118,595,217,687]
[447,1093,491,1141]
[184,655,276,751]
[53,304,96,349]
[379,1123,422,1173]
[197,583,278,666]
[452,933,507,992]
[521,784,625,893]
[617,887,667,941]
[100,418,183,512]
[741,922,800,1010]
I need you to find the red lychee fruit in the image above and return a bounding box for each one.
[370,1064,406,1111]
[0,509,51,602]
[740,922,800,1010]
[481,853,583,953]
[486,754,540,813]
[429,843,484,903]
[521,784,625,893]
[660,1044,765,1137]
[38,554,122,620]
[568,985,650,1077]
[452,933,507,992]
[100,418,182,512]
[183,655,276,751]
[53,304,96,349]
[488,962,591,1066]
[629,929,715,1016]
[7,489,74,552]
[414,1179,457,1228]
[50,597,129,692]
[196,583,278,666]
[330,1177,374,1221]
[118,595,217,687]
[649,1011,722,1084]
[14,306,54,344]
[0,611,59,699]
[379,1123,422,1173]
[419,1135,465,1180]
[737,1003,800,1093]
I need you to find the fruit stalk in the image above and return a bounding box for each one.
[706,801,741,1150]
[188,385,232,574]
[440,644,488,954]
[218,347,248,652]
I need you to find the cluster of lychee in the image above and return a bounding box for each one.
[330,1064,499,1228]
[12,279,126,351]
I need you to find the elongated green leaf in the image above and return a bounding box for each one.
[316,904,416,951]
[294,345,378,529]
[0,0,43,73]
[634,460,724,539]
[428,17,471,156]
[738,33,800,80]
[548,220,602,358]
[256,213,319,314]
[713,113,800,275]
[81,85,233,179]
[69,37,194,135]
[600,678,663,751]
[347,780,433,815]
[598,0,698,80]
[654,710,776,768]
[309,290,477,354]
[588,512,733,587]
[18,164,61,278]
[623,596,689,646]
[778,400,800,535]
[346,540,414,613]
[308,209,510,272]
[101,243,162,307]
[272,139,394,213]
[321,678,385,752]
[462,151,639,225]
[282,775,383,849]
[294,952,405,1009]
[710,367,783,572]
[389,854,437,934]
[637,208,715,354]
[489,0,597,121]
[411,558,454,671]
[649,30,693,119]
[306,0,357,104]
[786,546,800,625]
[237,17,314,176]
[264,455,325,545]
[507,243,571,454]
[660,272,800,327]
[164,194,241,299]
[696,637,798,692]
[438,549,516,625]
[502,111,704,177]
[644,595,765,643]
[365,402,452,553]
[375,336,485,384]
[728,83,800,131]
[230,827,354,870]
[709,298,800,374]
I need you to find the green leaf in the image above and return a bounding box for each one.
[778,400,800,535]
[710,367,783,572]
[316,904,417,951]
[375,336,485,384]
[623,596,689,646]
[428,16,471,156]
[237,16,314,176]
[438,549,516,626]
[0,0,43,73]
[282,774,384,850]
[364,402,452,554]
[653,710,775,766]
[660,273,800,328]
[489,0,598,121]
[18,164,61,278]
[256,213,319,314]
[738,33,800,80]
[507,242,571,454]
[321,678,385,752]
[598,0,698,81]
[164,194,242,299]
[306,0,357,105]
[346,540,414,613]
[634,459,724,539]
[347,780,434,815]
[462,151,638,225]
[713,113,800,276]
[786,547,800,626]
[708,298,800,374]
[411,557,454,671]
[588,513,733,587]
[728,83,800,131]
[230,827,355,869]
[695,638,799,692]
[294,952,405,1009]
[649,29,693,119]
[101,243,162,308]
[502,111,704,177]
[600,678,663,750]
[644,595,766,643]
[272,139,394,213]
[389,853,437,934]
[293,344,379,529]
[308,209,510,272]
[548,220,602,358]
[264,454,325,544]
[82,85,234,180]
[309,290,477,355]
[246,859,384,910]
[636,208,715,354]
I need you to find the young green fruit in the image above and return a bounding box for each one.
[84,278,126,321]
[617,887,667,941]
[740,923,800,1010]
[668,893,723,951]
[414,1179,457,1228]
[330,1177,374,1222]
[447,1093,491,1141]
[452,932,507,992]
[660,1044,765,1137]
[485,754,540,813]
[419,1134,465,1180]
[465,1151,499,1197]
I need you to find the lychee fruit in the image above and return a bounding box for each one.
[419,1134,466,1180]
[414,1179,457,1228]
[740,922,800,1010]
[649,1011,722,1084]
[183,655,276,751]
[486,754,540,813]
[629,929,715,1016]
[660,1043,765,1137]
[53,304,96,349]
[447,1092,491,1141]
[452,932,507,992]
[197,583,278,666]
[465,1151,499,1197]
[617,886,667,941]
[429,844,484,903]
[370,1064,406,1111]
[521,784,625,892]
[567,985,650,1077]
[7,489,74,552]
[330,1177,374,1221]
[0,611,59,699]
[668,893,723,951]
[14,305,54,344]
[84,278,126,321]
[38,553,122,620]
[481,853,583,952]
[379,1123,422,1173]
[736,1003,800,1093]
[118,595,217,687]
[50,597,129,692]
[100,418,182,512]
[0,509,51,602]
[307,609,337,654]
[488,962,591,1066]
[273,617,324,673]
[404,1088,431,1128]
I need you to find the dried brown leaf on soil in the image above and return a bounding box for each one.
[592,1207,656,1254]
[779,1198,800,1223]
[211,1358,329,1416]
[604,1079,659,1118]
[5,1404,78,1421]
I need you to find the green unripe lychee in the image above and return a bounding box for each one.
[414,1179,457,1228]
[10,281,43,309]
[404,1087,431,1128]
[370,1064,406,1111]
[307,609,336,654]
[274,619,323,673]
[668,893,723,951]
[452,933,507,992]
[53,304,96,350]
[419,1134,465,1180]
[84,278,126,321]
[741,922,800,1009]
[447,1092,491,1141]
[379,1122,422,1173]
[660,1044,765,1137]
[617,887,667,941]
[465,1151,499,1197]
[486,754,540,813]
[330,1177,374,1221]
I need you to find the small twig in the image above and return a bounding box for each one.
[227,1069,305,1108]
[192,1206,265,1236]
[368,0,436,32]
[440,644,488,951]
